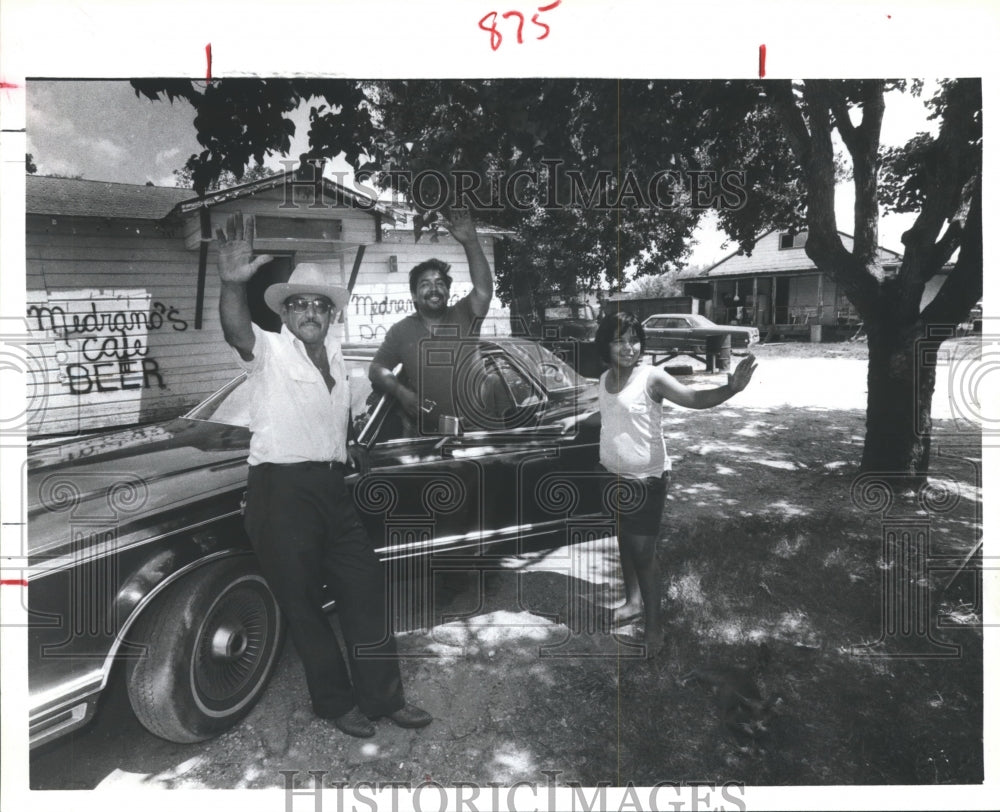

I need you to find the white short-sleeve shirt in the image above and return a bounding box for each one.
[234,323,350,466]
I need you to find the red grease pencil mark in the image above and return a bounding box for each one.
[206,44,212,83]
[1,80,22,100]
[1,580,29,587]
[759,44,766,78]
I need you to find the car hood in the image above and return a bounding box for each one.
[27,418,250,558]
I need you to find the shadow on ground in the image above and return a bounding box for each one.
[30,405,983,789]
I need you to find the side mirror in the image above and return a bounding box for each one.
[437,415,463,436]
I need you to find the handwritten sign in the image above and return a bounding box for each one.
[25,290,191,433]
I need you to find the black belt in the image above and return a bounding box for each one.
[255,461,347,470]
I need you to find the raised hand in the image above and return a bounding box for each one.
[438,207,478,245]
[728,353,758,393]
[216,212,274,284]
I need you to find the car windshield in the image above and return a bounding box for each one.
[687,314,715,327]
[502,340,588,391]
[185,356,379,435]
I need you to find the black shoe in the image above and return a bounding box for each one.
[384,703,433,729]
[333,707,376,738]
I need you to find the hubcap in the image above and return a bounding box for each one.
[210,624,249,660]
[193,579,279,712]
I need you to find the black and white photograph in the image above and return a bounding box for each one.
[1,2,996,811]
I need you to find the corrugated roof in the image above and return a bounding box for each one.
[26,175,194,220]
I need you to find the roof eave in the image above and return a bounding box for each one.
[172,171,396,222]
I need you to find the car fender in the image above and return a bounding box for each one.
[28,517,259,747]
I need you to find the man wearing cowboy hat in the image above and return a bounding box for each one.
[216,212,431,739]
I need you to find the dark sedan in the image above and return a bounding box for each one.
[642,313,760,353]
[27,339,613,748]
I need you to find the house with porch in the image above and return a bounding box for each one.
[678,229,904,340]
[25,171,510,437]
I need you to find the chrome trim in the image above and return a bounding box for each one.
[30,672,105,715]
[30,702,91,748]
[373,516,579,561]
[27,510,244,580]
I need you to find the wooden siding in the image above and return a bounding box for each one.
[26,202,509,437]
[26,215,237,436]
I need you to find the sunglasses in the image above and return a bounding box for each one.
[285,298,333,314]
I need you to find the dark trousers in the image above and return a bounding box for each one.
[244,462,404,719]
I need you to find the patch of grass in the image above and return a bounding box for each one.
[607,489,984,785]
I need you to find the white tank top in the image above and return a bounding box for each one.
[599,365,669,478]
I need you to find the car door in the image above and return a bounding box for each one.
[662,317,695,351]
[350,344,606,558]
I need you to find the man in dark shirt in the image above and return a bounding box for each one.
[369,209,494,434]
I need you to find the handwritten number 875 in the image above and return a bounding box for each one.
[480,0,561,51]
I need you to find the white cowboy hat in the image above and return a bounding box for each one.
[264,263,351,315]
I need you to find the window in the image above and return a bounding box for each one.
[779,231,807,250]
[253,216,343,247]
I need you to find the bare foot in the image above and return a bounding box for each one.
[642,628,665,659]
[612,602,643,626]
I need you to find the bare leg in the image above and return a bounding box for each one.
[612,533,644,623]
[616,532,663,656]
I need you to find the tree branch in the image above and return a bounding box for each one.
[763,81,811,166]
[848,81,885,261]
[900,79,980,253]
[925,219,964,280]
[830,95,859,156]
[921,181,982,326]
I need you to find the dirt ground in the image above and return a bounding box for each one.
[32,337,985,792]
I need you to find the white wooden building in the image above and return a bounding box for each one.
[678,229,905,337]
[26,172,510,437]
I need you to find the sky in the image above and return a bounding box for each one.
[26,79,938,268]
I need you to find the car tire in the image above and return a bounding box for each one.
[125,556,285,743]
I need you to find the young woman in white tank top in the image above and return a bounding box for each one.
[595,311,757,658]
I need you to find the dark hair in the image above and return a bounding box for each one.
[594,311,646,363]
[409,259,453,295]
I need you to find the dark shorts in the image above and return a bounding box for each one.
[604,469,671,537]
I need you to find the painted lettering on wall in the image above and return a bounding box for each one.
[27,291,187,397]
[344,285,511,343]
[347,291,462,343]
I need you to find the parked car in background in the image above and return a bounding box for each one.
[533,300,599,341]
[641,313,760,354]
[27,339,608,749]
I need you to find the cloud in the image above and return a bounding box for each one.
[155,146,181,167]
[36,156,84,178]
[91,137,126,162]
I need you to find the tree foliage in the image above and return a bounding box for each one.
[171,161,277,191]
[131,77,982,479]
[131,79,376,196]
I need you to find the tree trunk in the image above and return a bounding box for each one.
[861,322,940,485]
